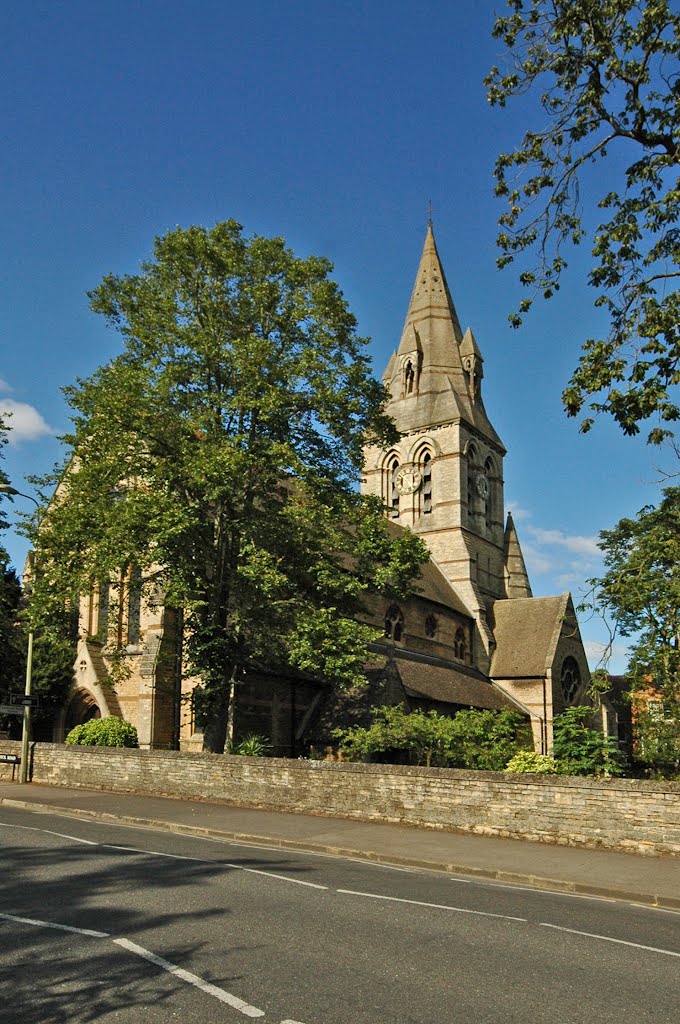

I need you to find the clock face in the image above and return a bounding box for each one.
[475,472,489,498]
[395,465,423,495]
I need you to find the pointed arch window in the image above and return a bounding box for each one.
[389,457,400,518]
[466,445,477,520]
[454,627,466,661]
[127,564,142,646]
[422,452,432,514]
[385,604,404,643]
[560,657,581,705]
[484,457,494,532]
[96,581,110,641]
[404,359,416,395]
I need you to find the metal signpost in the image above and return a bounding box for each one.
[0,483,41,785]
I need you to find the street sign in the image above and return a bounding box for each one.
[10,695,39,708]
[0,704,24,717]
[0,754,20,764]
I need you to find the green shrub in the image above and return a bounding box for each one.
[505,751,560,774]
[230,734,270,757]
[334,705,532,770]
[65,716,138,748]
[552,706,625,777]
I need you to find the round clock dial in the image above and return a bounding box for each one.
[395,466,423,495]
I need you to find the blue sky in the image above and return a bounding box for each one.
[0,2,668,673]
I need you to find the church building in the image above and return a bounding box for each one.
[59,225,591,755]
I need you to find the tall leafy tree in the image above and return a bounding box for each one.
[0,416,25,730]
[29,221,428,751]
[486,1,680,443]
[1,416,75,739]
[591,487,680,770]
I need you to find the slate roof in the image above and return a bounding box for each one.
[395,656,518,711]
[490,594,569,679]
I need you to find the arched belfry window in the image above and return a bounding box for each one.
[560,657,581,704]
[389,457,400,518]
[422,452,432,514]
[484,457,494,531]
[466,445,477,520]
[127,564,142,646]
[454,627,466,661]
[385,605,404,643]
[404,359,416,395]
[97,581,110,641]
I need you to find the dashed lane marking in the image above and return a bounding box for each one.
[336,888,527,922]
[112,938,265,1017]
[0,911,109,938]
[539,922,680,957]
[0,821,98,844]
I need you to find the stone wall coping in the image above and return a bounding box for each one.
[1,739,678,796]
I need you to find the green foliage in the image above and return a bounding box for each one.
[487,1,680,443]
[334,705,532,770]
[633,697,680,774]
[552,705,626,776]
[505,751,560,774]
[590,487,680,771]
[0,416,28,734]
[65,715,138,748]
[27,221,428,752]
[229,734,270,756]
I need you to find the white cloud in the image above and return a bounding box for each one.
[520,542,556,577]
[0,378,11,392]
[505,500,532,522]
[0,397,54,443]
[527,526,600,558]
[582,639,630,673]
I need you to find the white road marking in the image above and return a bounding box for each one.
[0,817,325,885]
[0,909,266,1017]
[337,889,527,922]
[229,864,328,889]
[0,911,109,937]
[0,821,98,844]
[103,844,203,861]
[539,922,680,958]
[113,938,265,1016]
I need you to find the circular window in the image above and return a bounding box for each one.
[560,657,581,704]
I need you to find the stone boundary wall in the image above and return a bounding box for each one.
[1,740,678,856]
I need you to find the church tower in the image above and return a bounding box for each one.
[362,224,531,671]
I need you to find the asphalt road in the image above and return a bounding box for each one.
[0,805,678,1023]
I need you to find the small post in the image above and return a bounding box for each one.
[19,631,34,784]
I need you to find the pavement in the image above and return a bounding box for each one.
[0,781,678,910]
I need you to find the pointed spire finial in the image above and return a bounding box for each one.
[427,199,433,227]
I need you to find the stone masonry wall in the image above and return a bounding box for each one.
[0,739,678,856]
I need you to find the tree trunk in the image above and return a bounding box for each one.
[202,664,240,753]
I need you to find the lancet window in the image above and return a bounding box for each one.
[404,359,416,395]
[484,457,494,532]
[127,564,142,646]
[385,604,404,643]
[96,581,110,641]
[466,445,477,520]
[560,657,581,704]
[422,452,432,514]
[454,627,466,661]
[389,457,400,518]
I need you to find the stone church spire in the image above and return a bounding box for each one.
[503,512,533,599]
[382,224,503,447]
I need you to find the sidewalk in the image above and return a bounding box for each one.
[1,782,678,909]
